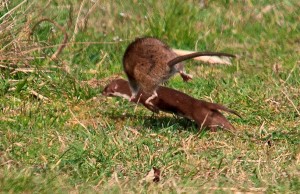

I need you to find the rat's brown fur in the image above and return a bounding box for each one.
[102,78,241,131]
[123,37,235,107]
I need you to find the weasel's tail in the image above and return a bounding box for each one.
[167,52,235,67]
[207,102,242,118]
[211,111,237,131]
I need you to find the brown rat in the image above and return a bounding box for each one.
[102,78,241,131]
[123,37,235,107]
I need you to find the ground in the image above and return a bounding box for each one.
[0,0,299,193]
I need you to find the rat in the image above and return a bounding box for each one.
[102,78,241,131]
[123,37,235,108]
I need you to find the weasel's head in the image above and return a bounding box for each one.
[102,79,131,100]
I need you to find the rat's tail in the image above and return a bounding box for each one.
[167,52,235,67]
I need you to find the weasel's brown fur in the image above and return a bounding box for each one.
[102,78,241,131]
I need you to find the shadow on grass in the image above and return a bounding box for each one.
[105,111,204,134]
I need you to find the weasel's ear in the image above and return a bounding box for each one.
[113,84,119,90]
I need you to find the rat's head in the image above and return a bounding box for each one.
[102,79,131,99]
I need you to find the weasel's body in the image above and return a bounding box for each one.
[123,37,235,107]
[102,78,240,131]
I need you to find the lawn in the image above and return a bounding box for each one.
[0,0,299,193]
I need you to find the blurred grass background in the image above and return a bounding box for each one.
[0,0,299,193]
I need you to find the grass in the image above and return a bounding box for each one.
[0,0,299,193]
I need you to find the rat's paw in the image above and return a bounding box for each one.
[145,96,159,113]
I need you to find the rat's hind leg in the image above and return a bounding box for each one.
[137,75,158,106]
[144,91,159,113]
[145,91,158,106]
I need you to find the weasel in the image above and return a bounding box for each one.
[102,78,241,131]
[123,37,235,108]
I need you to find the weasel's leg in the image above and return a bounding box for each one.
[179,71,193,82]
